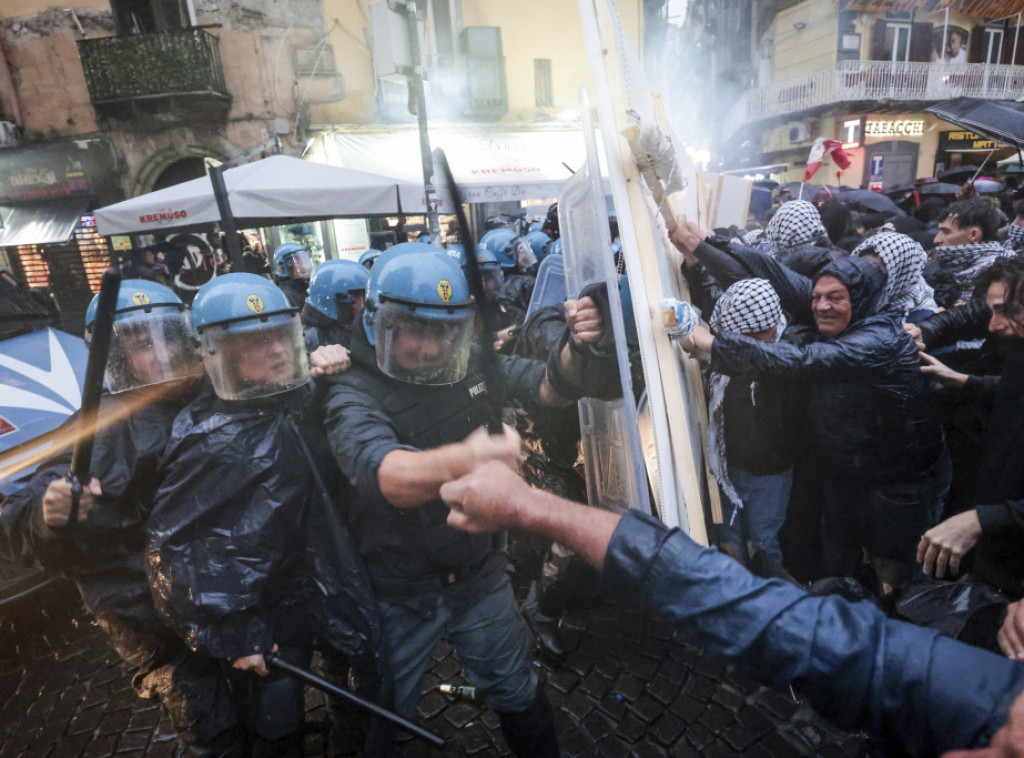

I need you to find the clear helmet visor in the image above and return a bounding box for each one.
[373,301,475,385]
[480,267,505,299]
[105,312,204,394]
[289,249,314,279]
[198,313,310,400]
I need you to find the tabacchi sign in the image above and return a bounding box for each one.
[140,209,188,224]
[865,120,925,137]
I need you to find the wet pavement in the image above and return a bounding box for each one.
[0,576,870,757]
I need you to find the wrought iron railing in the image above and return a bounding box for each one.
[77,28,229,105]
[748,59,1024,121]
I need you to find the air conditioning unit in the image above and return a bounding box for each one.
[0,121,19,148]
[788,123,809,143]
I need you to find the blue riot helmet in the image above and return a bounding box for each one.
[374,241,445,275]
[528,221,544,233]
[305,259,369,328]
[484,215,509,231]
[525,230,552,263]
[85,279,203,394]
[445,244,468,267]
[476,248,505,299]
[358,248,382,271]
[272,242,313,281]
[416,232,432,244]
[191,273,310,400]
[363,250,475,385]
[484,229,536,272]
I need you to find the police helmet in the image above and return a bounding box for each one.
[476,248,505,298]
[416,232,432,244]
[484,216,509,231]
[445,244,467,267]
[272,242,313,281]
[363,250,475,385]
[358,249,382,270]
[85,279,203,394]
[525,230,552,262]
[191,273,310,400]
[305,259,369,327]
[483,229,536,272]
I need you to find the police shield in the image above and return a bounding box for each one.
[525,254,567,319]
[557,86,648,514]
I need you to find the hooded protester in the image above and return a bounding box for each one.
[675,220,950,594]
[146,273,390,756]
[853,232,938,323]
[665,279,797,579]
[930,199,1013,305]
[760,200,841,277]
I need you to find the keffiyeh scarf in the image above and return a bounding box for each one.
[766,201,828,257]
[934,240,1013,303]
[707,279,786,515]
[853,232,937,318]
[1004,224,1024,253]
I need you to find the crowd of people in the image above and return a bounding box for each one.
[2,179,1024,757]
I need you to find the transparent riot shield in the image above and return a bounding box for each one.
[558,86,649,514]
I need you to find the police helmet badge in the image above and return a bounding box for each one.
[246,294,265,314]
[437,279,452,303]
[131,291,152,306]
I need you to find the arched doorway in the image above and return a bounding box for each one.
[152,157,207,191]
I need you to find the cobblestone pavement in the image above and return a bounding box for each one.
[0,577,871,757]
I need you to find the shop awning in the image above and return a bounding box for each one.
[0,199,90,247]
[318,128,591,207]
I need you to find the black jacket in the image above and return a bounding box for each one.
[970,340,1024,597]
[0,391,193,678]
[146,385,385,680]
[711,257,946,484]
[276,278,309,310]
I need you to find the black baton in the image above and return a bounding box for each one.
[264,653,445,748]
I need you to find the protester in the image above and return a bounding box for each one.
[318,249,618,756]
[929,199,1010,306]
[673,219,950,594]
[663,279,797,580]
[761,199,840,276]
[853,232,938,322]
[439,460,1024,758]
[0,281,239,756]
[917,257,1024,603]
[146,273,389,756]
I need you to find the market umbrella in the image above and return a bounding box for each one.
[926,99,1024,151]
[781,181,821,199]
[94,155,426,237]
[917,183,963,196]
[838,189,904,215]
[939,166,984,184]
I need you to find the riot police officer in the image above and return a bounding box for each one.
[146,273,389,757]
[358,248,382,271]
[271,242,314,309]
[301,259,369,352]
[484,229,538,325]
[0,280,245,756]
[319,249,613,757]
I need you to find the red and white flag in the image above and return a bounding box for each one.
[803,138,851,182]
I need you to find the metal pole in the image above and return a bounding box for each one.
[941,8,948,64]
[208,164,245,269]
[402,0,442,245]
[1013,13,1020,67]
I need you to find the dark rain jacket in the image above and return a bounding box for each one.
[276,278,309,310]
[498,272,537,324]
[710,256,946,484]
[604,509,1024,757]
[146,385,385,687]
[0,391,193,683]
[302,305,353,353]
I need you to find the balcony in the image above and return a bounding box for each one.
[748,59,1024,121]
[77,29,231,121]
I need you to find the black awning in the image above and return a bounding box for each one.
[0,199,90,247]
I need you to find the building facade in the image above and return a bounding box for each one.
[732,0,1023,189]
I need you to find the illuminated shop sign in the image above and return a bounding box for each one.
[865,120,924,137]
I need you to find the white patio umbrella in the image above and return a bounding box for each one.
[94,155,425,236]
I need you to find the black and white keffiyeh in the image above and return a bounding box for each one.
[1005,224,1024,253]
[853,232,937,317]
[707,279,786,515]
[765,200,828,256]
[934,240,1013,303]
